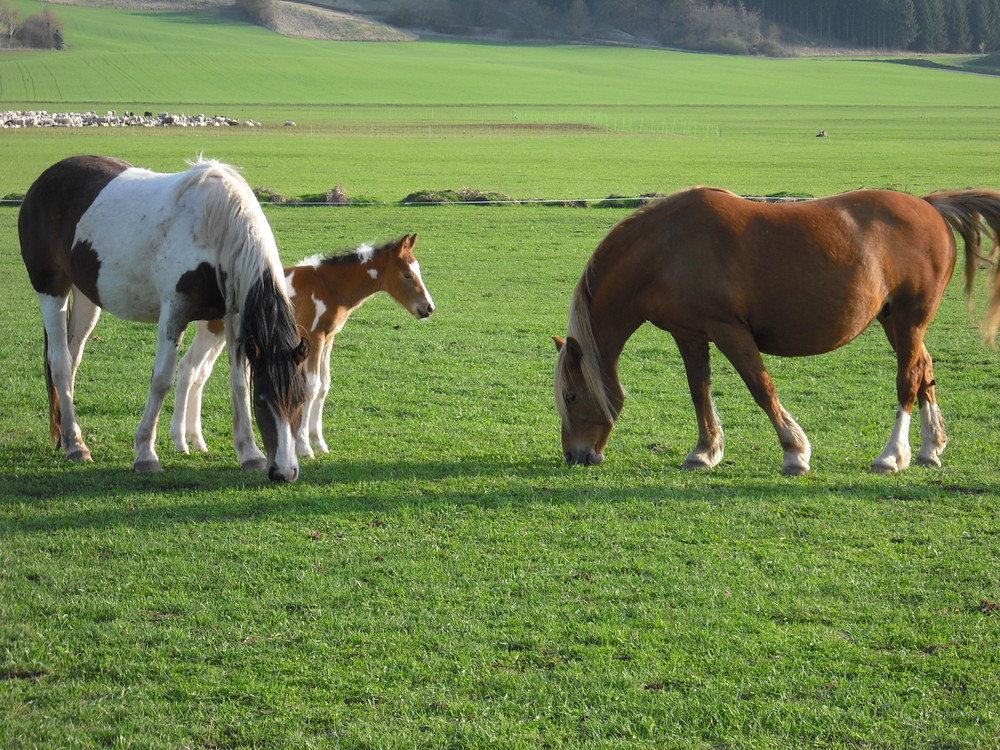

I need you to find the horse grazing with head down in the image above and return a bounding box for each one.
[19,155,308,482]
[171,234,435,459]
[554,186,1000,474]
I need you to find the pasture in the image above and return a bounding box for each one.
[2,2,1000,747]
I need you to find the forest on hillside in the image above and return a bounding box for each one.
[379,0,1000,54]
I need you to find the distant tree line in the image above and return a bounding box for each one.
[0,2,64,50]
[738,0,1000,52]
[385,0,1000,53]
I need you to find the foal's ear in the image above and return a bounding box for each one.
[552,336,566,351]
[396,233,417,255]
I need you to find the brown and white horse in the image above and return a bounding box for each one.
[19,155,308,481]
[171,234,435,459]
[555,186,1000,474]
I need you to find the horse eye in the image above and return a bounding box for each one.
[564,392,578,405]
[403,272,413,280]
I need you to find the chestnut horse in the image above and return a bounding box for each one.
[19,156,308,481]
[171,234,435,459]
[554,186,1000,474]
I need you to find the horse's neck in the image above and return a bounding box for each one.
[586,264,645,373]
[312,260,382,322]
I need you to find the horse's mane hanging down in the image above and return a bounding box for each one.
[177,158,287,316]
[557,261,619,426]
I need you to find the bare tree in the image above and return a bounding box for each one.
[0,1,21,49]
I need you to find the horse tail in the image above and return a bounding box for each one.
[922,190,1000,340]
[43,327,61,446]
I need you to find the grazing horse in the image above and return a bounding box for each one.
[171,234,435,458]
[19,155,308,481]
[554,186,1000,474]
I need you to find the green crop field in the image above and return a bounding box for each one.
[2,2,1000,748]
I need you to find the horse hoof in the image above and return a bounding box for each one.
[871,461,899,475]
[781,465,810,476]
[241,458,267,472]
[66,449,93,463]
[134,460,163,473]
[681,459,712,471]
[915,456,942,468]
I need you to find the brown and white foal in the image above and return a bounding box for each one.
[172,234,434,459]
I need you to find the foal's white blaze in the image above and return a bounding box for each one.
[874,406,912,473]
[310,294,327,330]
[411,260,436,313]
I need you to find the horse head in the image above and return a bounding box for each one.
[383,234,435,319]
[553,335,620,466]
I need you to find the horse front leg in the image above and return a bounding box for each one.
[225,318,267,471]
[133,310,185,473]
[714,329,810,475]
[673,336,724,469]
[39,293,92,462]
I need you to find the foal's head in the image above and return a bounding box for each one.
[377,234,435,319]
[553,335,620,466]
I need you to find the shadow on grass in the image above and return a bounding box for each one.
[2,446,997,534]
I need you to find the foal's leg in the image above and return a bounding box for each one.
[133,307,187,472]
[225,317,267,471]
[311,336,336,455]
[172,321,225,454]
[39,293,92,462]
[713,328,811,475]
[672,336,725,469]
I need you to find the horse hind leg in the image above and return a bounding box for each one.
[873,312,943,473]
[673,336,725,469]
[39,293,92,462]
[915,345,946,467]
[713,328,811,475]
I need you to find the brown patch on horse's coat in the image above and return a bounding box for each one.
[19,155,131,298]
[176,262,226,321]
[69,240,103,308]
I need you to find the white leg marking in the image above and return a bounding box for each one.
[916,402,947,467]
[873,406,912,474]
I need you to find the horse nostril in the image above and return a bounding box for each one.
[564,450,574,464]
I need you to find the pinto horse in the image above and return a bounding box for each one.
[19,155,308,481]
[170,234,435,458]
[554,186,1000,474]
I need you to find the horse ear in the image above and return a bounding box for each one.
[552,335,566,351]
[244,335,263,365]
[564,336,584,365]
[295,336,309,364]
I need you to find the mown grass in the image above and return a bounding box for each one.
[2,3,1000,746]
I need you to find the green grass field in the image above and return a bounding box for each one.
[2,3,1000,748]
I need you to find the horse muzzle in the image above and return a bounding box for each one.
[564,448,604,466]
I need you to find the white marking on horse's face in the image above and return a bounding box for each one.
[356,243,375,263]
[368,268,379,280]
[410,260,435,310]
[310,294,327,331]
